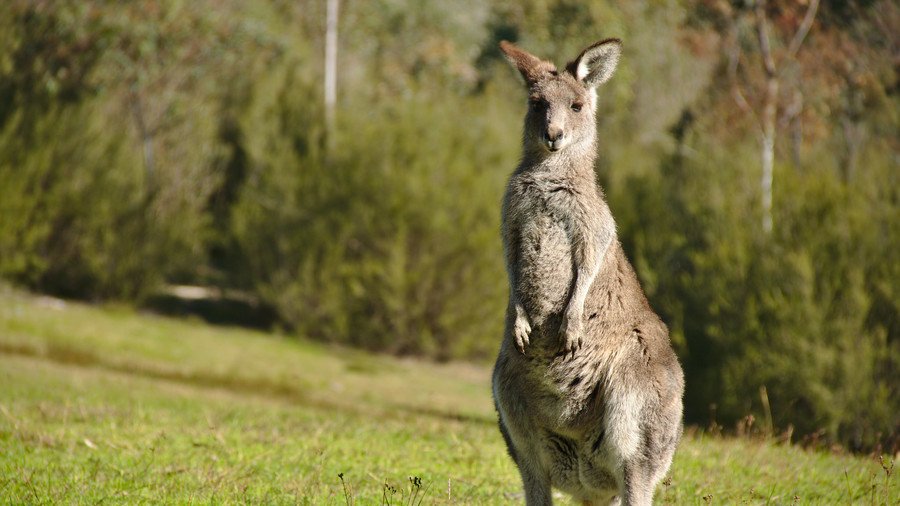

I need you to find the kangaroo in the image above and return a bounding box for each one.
[492,39,684,506]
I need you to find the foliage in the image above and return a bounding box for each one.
[0,0,276,297]
[0,98,150,298]
[230,66,515,358]
[623,132,899,452]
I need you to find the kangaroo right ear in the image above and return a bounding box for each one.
[567,38,622,87]
[499,41,555,86]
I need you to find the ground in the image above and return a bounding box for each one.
[0,285,895,504]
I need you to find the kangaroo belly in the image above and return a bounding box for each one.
[517,214,573,322]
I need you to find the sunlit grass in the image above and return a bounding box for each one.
[0,285,895,504]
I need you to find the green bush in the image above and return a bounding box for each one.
[0,1,239,299]
[0,100,155,298]
[617,129,899,451]
[230,69,517,359]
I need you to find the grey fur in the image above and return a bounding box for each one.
[492,39,684,506]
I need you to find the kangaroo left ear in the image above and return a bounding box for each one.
[567,39,622,88]
[499,40,556,86]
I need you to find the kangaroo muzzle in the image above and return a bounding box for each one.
[543,125,565,152]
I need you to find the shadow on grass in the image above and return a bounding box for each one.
[142,289,278,330]
[0,340,494,427]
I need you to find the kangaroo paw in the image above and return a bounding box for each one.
[514,313,532,354]
[560,311,583,353]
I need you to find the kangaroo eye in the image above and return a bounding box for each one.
[571,102,583,112]
[529,99,541,109]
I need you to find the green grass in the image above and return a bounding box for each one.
[0,285,895,504]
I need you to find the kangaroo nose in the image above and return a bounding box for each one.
[544,126,564,151]
[546,127,564,142]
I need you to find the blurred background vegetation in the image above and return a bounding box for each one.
[0,0,896,453]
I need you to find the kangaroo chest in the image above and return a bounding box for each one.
[509,175,592,324]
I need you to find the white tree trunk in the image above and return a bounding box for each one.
[761,77,777,233]
[760,134,774,233]
[324,0,339,147]
[755,0,777,234]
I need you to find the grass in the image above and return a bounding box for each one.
[0,285,895,504]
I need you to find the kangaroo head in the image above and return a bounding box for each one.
[500,39,621,154]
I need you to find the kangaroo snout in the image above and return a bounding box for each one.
[543,126,565,151]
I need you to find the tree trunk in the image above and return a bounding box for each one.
[129,93,155,190]
[841,115,863,184]
[840,77,865,184]
[784,90,803,169]
[755,0,778,234]
[761,76,777,233]
[324,0,339,152]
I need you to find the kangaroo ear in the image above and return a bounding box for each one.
[499,40,556,86]
[567,38,621,87]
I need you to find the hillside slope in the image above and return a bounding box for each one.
[0,286,894,504]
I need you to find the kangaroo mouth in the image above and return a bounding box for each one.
[542,134,565,152]
[544,140,563,152]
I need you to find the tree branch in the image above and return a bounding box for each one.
[786,0,820,59]
[727,21,761,133]
[728,47,753,113]
[754,0,776,77]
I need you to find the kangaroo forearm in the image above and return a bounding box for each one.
[567,232,612,315]
[503,224,523,308]
[567,264,599,317]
